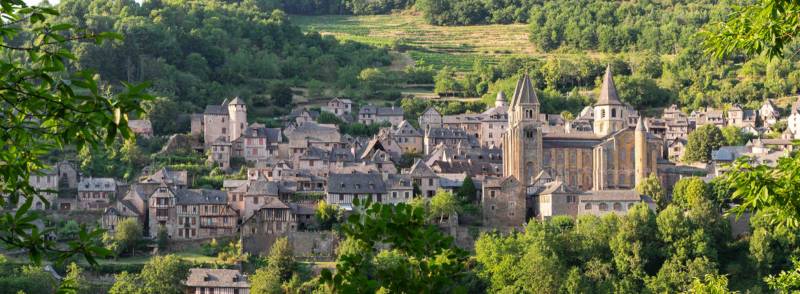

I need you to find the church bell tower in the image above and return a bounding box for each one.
[503,74,542,185]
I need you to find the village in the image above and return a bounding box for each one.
[14,67,800,293]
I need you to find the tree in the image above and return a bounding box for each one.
[109,271,142,294]
[683,125,725,163]
[703,0,800,58]
[0,0,148,265]
[636,173,667,210]
[671,177,710,209]
[250,266,282,294]
[726,152,800,229]
[315,200,342,230]
[456,176,477,203]
[57,262,86,294]
[721,125,752,146]
[434,66,459,97]
[321,198,468,293]
[610,203,660,290]
[267,237,295,281]
[217,240,249,265]
[157,226,169,250]
[137,255,189,294]
[112,219,142,256]
[429,189,460,222]
[270,83,294,107]
[687,274,737,294]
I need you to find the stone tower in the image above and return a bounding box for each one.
[227,96,247,142]
[634,117,649,186]
[503,74,542,185]
[495,90,508,108]
[593,66,626,137]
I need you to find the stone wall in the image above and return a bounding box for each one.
[243,231,338,261]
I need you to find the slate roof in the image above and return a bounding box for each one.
[327,173,386,194]
[185,268,249,289]
[175,189,228,205]
[360,105,404,116]
[426,127,469,139]
[229,96,245,105]
[78,178,116,192]
[242,127,281,142]
[204,104,227,115]
[408,160,437,177]
[596,65,623,106]
[511,74,539,106]
[246,179,281,196]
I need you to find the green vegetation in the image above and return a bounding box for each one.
[0,0,145,267]
[321,198,470,292]
[683,124,726,163]
[636,173,666,211]
[109,255,189,294]
[54,0,394,134]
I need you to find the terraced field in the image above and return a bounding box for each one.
[291,13,535,71]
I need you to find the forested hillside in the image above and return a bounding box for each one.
[53,0,393,134]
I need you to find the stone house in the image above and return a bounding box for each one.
[326,173,413,208]
[358,105,404,126]
[194,97,248,147]
[208,138,232,170]
[578,190,655,216]
[128,119,153,138]
[406,160,440,198]
[727,104,757,128]
[419,107,443,131]
[423,127,477,155]
[148,185,237,240]
[787,96,800,139]
[382,120,423,153]
[759,100,780,127]
[233,125,281,162]
[185,268,250,294]
[321,98,353,117]
[77,177,117,211]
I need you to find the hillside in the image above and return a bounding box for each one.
[293,13,611,72]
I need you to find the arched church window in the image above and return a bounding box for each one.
[613,203,622,211]
[599,203,608,211]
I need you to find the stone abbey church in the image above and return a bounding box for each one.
[483,67,664,228]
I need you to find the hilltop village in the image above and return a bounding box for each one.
[18,67,798,291]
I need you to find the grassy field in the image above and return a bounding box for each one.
[292,13,535,71]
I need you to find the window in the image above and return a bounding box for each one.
[490,190,496,198]
[254,197,259,204]
[601,109,606,118]
[222,127,227,134]
[191,218,196,225]
[404,191,410,198]
[392,192,397,199]
[599,203,608,211]
[612,108,617,118]
[584,203,591,210]
[339,194,344,201]
[428,178,433,186]
[613,203,622,211]
[526,131,533,138]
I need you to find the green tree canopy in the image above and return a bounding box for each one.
[683,125,725,163]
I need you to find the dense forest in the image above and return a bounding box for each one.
[54,0,394,134]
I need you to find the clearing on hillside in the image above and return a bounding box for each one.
[291,14,534,71]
